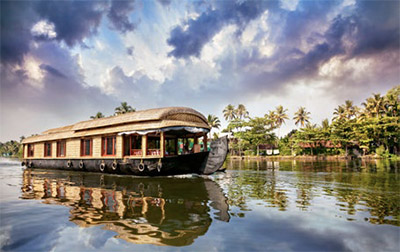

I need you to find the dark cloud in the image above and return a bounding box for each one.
[350,0,400,56]
[35,0,107,47]
[167,0,279,58]
[157,0,172,6]
[39,64,67,79]
[0,1,36,65]
[126,46,134,55]
[107,0,136,33]
[0,0,138,66]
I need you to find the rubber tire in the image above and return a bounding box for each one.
[138,163,145,172]
[100,163,106,172]
[67,160,72,168]
[79,161,84,169]
[157,163,162,172]
[112,161,118,171]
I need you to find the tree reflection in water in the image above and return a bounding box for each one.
[21,169,230,246]
[223,159,399,226]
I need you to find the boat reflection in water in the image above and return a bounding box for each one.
[21,169,229,246]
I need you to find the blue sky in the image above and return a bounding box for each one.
[1,0,399,141]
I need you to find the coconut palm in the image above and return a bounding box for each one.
[114,102,135,115]
[90,112,105,119]
[321,119,330,130]
[343,100,357,119]
[265,110,277,129]
[333,105,346,121]
[207,114,221,138]
[293,107,311,127]
[362,93,384,118]
[223,104,236,121]
[275,105,289,127]
[236,104,249,119]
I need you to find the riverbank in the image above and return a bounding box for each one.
[228,154,400,161]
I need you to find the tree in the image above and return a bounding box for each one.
[333,105,346,121]
[223,104,237,122]
[236,104,249,119]
[115,102,135,115]
[275,105,289,138]
[293,107,311,127]
[90,112,105,119]
[207,114,221,138]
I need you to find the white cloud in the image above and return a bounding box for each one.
[31,20,57,39]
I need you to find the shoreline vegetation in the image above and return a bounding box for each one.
[228,154,400,161]
[2,87,399,160]
[212,85,400,160]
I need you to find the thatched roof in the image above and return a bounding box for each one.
[22,107,210,144]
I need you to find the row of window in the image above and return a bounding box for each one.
[26,135,156,158]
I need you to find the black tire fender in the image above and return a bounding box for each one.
[100,162,106,172]
[79,160,84,169]
[138,163,145,172]
[112,161,118,171]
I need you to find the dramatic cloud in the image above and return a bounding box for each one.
[167,0,279,58]
[34,0,107,47]
[107,0,136,33]
[1,0,399,141]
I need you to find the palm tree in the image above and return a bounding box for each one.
[293,107,311,127]
[236,104,249,119]
[343,100,357,119]
[207,114,221,138]
[275,105,289,127]
[114,102,135,115]
[223,104,236,121]
[362,93,384,118]
[90,112,105,119]
[333,105,346,121]
[321,119,330,130]
[265,110,277,128]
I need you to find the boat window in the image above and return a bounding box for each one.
[27,144,34,157]
[123,135,142,156]
[102,136,116,156]
[147,136,160,156]
[57,140,66,157]
[165,138,177,156]
[44,142,52,157]
[81,139,92,156]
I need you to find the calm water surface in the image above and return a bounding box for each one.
[0,158,399,251]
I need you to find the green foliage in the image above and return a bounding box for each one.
[0,139,23,158]
[375,145,385,157]
[220,85,399,157]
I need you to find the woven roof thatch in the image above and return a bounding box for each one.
[22,107,210,144]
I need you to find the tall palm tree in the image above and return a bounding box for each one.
[114,102,135,115]
[275,105,289,127]
[236,104,249,119]
[207,114,221,138]
[321,119,330,130]
[265,110,277,129]
[333,105,346,121]
[223,104,236,121]
[90,112,105,119]
[293,107,311,127]
[362,93,384,118]
[343,100,357,119]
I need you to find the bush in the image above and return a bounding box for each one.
[375,145,385,157]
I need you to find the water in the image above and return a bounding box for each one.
[1,158,399,251]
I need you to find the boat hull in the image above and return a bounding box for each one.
[22,137,229,176]
[22,152,211,176]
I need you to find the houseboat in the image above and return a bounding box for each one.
[21,107,228,176]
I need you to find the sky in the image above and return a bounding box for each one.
[0,0,399,142]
